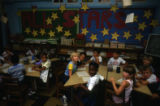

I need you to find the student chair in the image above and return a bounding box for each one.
[2,76,28,106]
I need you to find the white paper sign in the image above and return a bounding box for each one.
[123,0,132,7]
[125,13,134,23]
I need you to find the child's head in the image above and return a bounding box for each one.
[123,65,136,79]
[41,53,48,62]
[143,56,153,66]
[79,52,86,61]
[70,52,79,62]
[142,66,152,79]
[11,54,19,65]
[89,62,99,76]
[113,51,120,59]
[93,49,100,57]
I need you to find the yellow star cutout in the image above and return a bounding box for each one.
[81,4,89,11]
[51,12,58,20]
[24,27,31,34]
[138,22,147,31]
[81,28,89,35]
[48,30,55,37]
[40,28,46,36]
[144,10,152,19]
[32,30,38,37]
[150,20,159,27]
[46,17,52,25]
[110,5,118,13]
[123,31,131,40]
[135,33,143,41]
[32,8,37,13]
[134,16,138,22]
[73,16,80,24]
[111,32,120,40]
[101,28,109,36]
[64,30,71,37]
[56,25,63,33]
[90,33,97,42]
[59,5,66,13]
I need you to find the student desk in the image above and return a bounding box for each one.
[64,65,107,87]
[64,65,152,96]
[107,70,152,96]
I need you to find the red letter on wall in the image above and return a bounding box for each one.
[88,11,100,29]
[63,11,75,28]
[114,12,126,29]
[101,11,112,29]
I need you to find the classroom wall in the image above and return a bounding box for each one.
[3,0,159,35]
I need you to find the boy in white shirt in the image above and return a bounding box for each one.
[107,51,126,67]
[89,49,102,64]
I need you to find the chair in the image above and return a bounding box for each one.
[2,76,28,106]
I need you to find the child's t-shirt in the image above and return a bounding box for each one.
[64,61,77,76]
[87,74,104,91]
[8,64,25,82]
[90,56,103,63]
[107,57,126,66]
[147,74,157,84]
[41,59,51,70]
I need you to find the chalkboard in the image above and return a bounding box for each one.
[145,34,160,57]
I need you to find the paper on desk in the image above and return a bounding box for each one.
[2,68,8,73]
[77,71,89,77]
[82,76,90,82]
[125,13,134,23]
[78,67,86,71]
[27,67,33,72]
[117,78,124,83]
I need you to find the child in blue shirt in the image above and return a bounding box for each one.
[64,52,79,83]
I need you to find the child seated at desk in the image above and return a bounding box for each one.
[107,51,126,67]
[142,56,155,74]
[8,54,25,82]
[64,52,79,83]
[32,53,51,72]
[110,65,136,104]
[77,52,86,67]
[89,49,102,64]
[137,66,157,86]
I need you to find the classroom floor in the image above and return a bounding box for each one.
[0,86,63,106]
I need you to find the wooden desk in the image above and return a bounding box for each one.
[64,65,107,87]
[50,58,60,62]
[107,70,152,96]
[0,64,40,78]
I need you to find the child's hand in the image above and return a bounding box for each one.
[110,77,115,82]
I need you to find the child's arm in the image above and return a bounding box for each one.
[110,77,129,95]
[69,69,72,77]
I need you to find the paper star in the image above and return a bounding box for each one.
[40,28,46,36]
[101,28,109,36]
[150,20,159,27]
[144,10,152,19]
[135,33,143,40]
[32,30,38,37]
[81,28,89,35]
[51,12,58,20]
[111,32,119,40]
[24,27,31,34]
[59,5,66,13]
[73,16,80,24]
[90,33,97,42]
[48,30,55,37]
[110,5,118,13]
[134,15,138,22]
[138,22,147,31]
[46,17,52,25]
[81,4,89,11]
[17,11,21,16]
[64,30,71,37]
[56,25,63,33]
[123,31,131,40]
